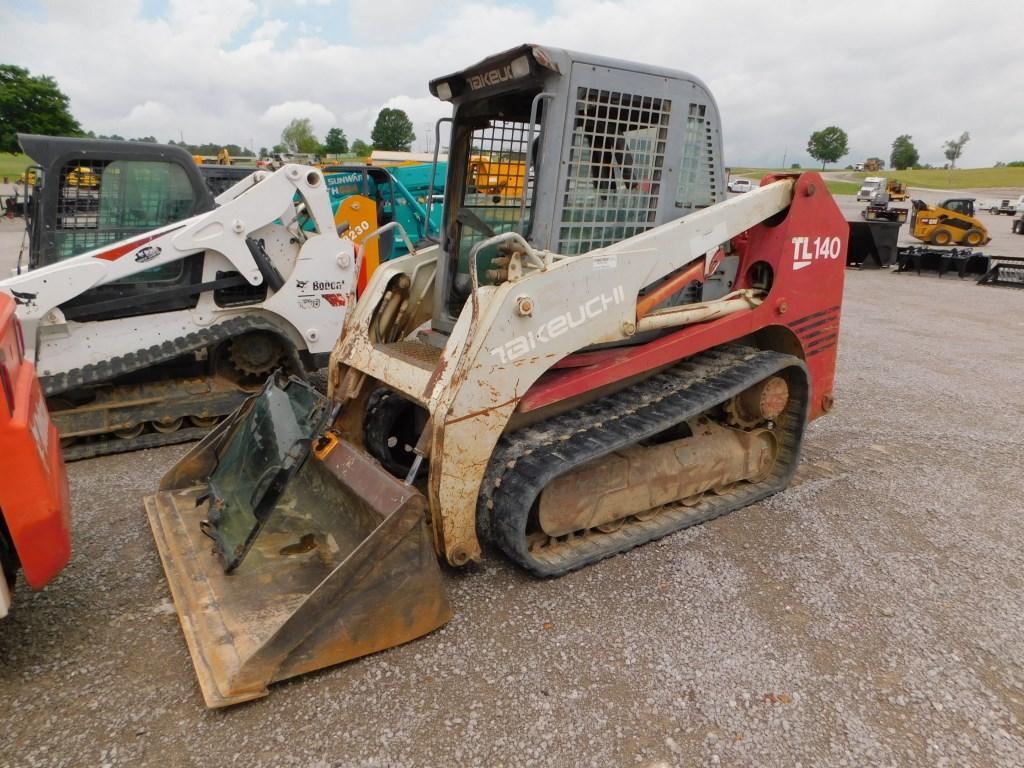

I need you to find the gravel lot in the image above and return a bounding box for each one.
[2,189,1024,767]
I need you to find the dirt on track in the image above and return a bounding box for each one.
[2,267,1024,768]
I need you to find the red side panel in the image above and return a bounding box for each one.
[518,173,846,420]
[0,295,72,590]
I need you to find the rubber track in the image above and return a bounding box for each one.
[41,314,294,397]
[62,427,209,462]
[478,345,810,577]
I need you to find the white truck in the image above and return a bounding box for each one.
[856,176,886,202]
[989,199,1018,216]
[1012,197,1024,234]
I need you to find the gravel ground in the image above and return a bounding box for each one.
[2,269,1024,767]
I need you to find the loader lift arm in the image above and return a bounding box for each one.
[3,165,337,346]
[1,164,358,459]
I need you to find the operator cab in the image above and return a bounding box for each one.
[940,198,975,217]
[427,44,725,333]
[17,134,215,322]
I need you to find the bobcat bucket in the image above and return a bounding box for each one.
[143,373,451,708]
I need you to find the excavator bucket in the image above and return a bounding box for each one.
[143,374,451,708]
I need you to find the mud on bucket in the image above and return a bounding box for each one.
[143,373,451,708]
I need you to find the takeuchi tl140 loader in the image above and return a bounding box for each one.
[145,44,847,707]
[0,163,358,459]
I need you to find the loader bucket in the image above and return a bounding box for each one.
[847,220,900,268]
[143,375,451,708]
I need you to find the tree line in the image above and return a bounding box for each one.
[806,126,976,171]
[268,108,416,158]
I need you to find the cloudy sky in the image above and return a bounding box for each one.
[3,0,1022,167]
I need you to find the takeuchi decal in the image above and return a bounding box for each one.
[469,64,518,91]
[489,286,626,364]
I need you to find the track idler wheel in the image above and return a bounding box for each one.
[114,423,145,440]
[152,417,184,434]
[724,375,789,428]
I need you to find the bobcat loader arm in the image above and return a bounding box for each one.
[1,164,355,366]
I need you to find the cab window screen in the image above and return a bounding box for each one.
[559,88,670,255]
[456,119,538,273]
[53,160,198,282]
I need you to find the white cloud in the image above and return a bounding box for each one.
[119,101,178,137]
[251,19,287,41]
[346,0,469,42]
[0,0,1021,165]
[260,101,338,142]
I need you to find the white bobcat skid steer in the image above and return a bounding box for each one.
[1,164,359,458]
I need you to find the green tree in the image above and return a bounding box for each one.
[371,108,415,151]
[0,64,81,153]
[322,127,349,154]
[890,135,919,170]
[943,131,970,169]
[865,157,885,171]
[280,118,320,154]
[271,143,287,155]
[351,138,371,156]
[259,146,268,158]
[806,126,849,170]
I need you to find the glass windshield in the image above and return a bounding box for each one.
[206,375,331,571]
[52,159,199,284]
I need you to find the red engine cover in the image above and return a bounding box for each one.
[517,172,846,420]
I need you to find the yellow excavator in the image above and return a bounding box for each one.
[909,198,989,246]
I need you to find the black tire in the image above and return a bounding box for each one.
[964,228,985,247]
[363,388,427,478]
[931,228,953,246]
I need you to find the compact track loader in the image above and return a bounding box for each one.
[1,159,357,459]
[146,44,847,707]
